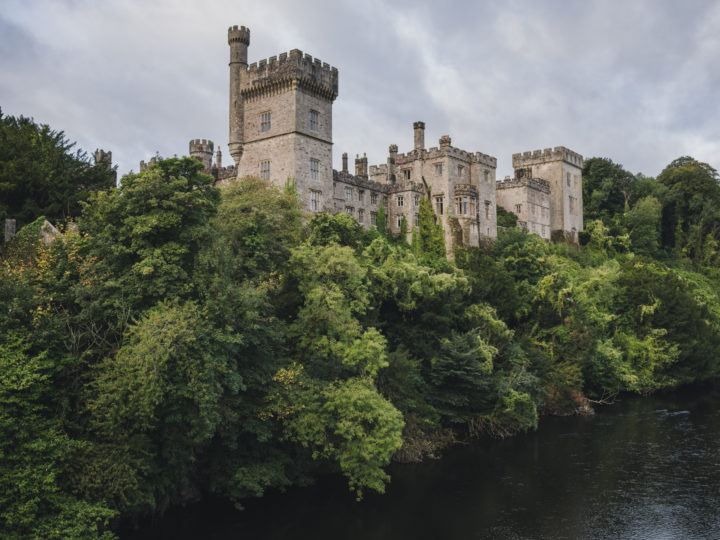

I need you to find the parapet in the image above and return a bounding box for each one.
[189,138,214,154]
[243,48,339,101]
[228,25,250,45]
[333,169,388,193]
[94,149,112,166]
[496,177,550,193]
[512,146,583,168]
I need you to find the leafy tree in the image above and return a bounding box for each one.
[582,157,635,221]
[307,212,364,250]
[626,196,662,256]
[0,109,116,229]
[375,202,387,236]
[265,365,403,499]
[657,156,720,256]
[496,205,518,228]
[78,158,220,318]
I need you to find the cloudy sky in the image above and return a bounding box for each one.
[2,0,719,179]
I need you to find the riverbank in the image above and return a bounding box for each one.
[123,380,720,539]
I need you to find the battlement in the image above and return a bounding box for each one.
[228,25,250,45]
[333,169,388,192]
[512,146,583,168]
[453,183,479,197]
[243,49,339,101]
[385,181,424,194]
[496,177,550,193]
[189,139,214,152]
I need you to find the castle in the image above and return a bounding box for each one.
[146,25,584,249]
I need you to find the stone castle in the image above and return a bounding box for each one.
[144,24,584,248]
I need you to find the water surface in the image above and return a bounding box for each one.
[125,382,720,539]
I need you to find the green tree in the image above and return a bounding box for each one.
[416,196,445,259]
[496,205,518,228]
[78,158,220,318]
[0,109,116,229]
[375,202,387,236]
[626,196,662,256]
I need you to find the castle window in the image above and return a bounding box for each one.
[434,163,443,175]
[310,158,319,180]
[261,111,271,132]
[435,196,444,215]
[397,195,404,207]
[566,172,571,187]
[345,206,354,216]
[414,213,419,227]
[515,204,522,214]
[260,160,270,179]
[569,196,577,215]
[345,186,352,201]
[484,170,490,183]
[455,196,468,215]
[359,190,365,203]
[574,175,579,189]
[371,192,378,205]
[485,200,491,220]
[309,110,319,131]
[310,189,321,211]
[470,197,477,215]
[358,209,364,223]
[371,211,377,225]
[457,165,464,176]
[414,194,420,206]
[403,169,412,180]
[383,196,388,207]
[397,215,404,228]
[471,223,477,234]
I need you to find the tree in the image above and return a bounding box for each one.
[375,202,387,236]
[582,157,635,221]
[0,109,116,229]
[496,205,518,228]
[626,196,662,256]
[78,158,220,316]
[416,196,445,259]
[657,156,720,257]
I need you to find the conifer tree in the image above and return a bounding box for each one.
[417,196,445,257]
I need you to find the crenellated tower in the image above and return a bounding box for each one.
[228,25,250,166]
[189,139,214,169]
[511,146,584,242]
[226,23,339,212]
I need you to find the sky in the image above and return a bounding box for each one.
[1,0,719,180]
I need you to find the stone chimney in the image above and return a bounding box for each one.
[342,152,348,173]
[413,121,425,151]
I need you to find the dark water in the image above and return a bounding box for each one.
[126,383,720,539]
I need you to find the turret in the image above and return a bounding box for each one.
[228,25,250,166]
[94,149,112,168]
[189,139,214,169]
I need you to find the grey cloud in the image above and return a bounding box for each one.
[1,0,718,179]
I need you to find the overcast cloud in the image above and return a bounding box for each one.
[2,0,719,179]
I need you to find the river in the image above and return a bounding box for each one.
[124,381,720,539]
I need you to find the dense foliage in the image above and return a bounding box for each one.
[0,109,116,229]
[2,121,720,537]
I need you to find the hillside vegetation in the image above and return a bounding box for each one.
[2,112,720,538]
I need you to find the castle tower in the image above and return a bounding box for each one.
[189,139,214,169]
[229,26,339,212]
[511,147,584,242]
[228,25,250,166]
